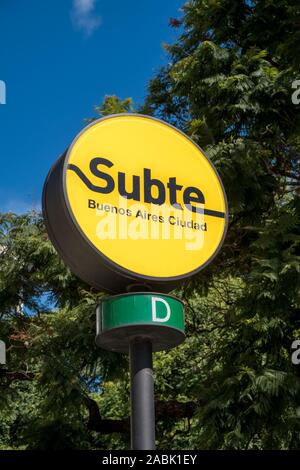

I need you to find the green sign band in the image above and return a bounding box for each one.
[96,292,185,353]
[100,293,184,331]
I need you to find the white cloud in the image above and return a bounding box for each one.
[71,0,101,36]
[0,198,41,215]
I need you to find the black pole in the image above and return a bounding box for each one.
[129,338,155,450]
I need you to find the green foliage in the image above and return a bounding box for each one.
[87,95,134,122]
[1,0,300,450]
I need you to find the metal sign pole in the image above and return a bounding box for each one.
[130,338,155,450]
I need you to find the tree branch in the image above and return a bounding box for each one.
[85,397,197,435]
[0,369,35,382]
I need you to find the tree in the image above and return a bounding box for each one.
[87,95,134,122]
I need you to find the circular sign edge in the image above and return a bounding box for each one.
[62,113,229,284]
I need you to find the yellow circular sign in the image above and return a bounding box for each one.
[43,114,227,293]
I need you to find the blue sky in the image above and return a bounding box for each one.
[0,0,183,213]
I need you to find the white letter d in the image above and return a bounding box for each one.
[152,297,171,323]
